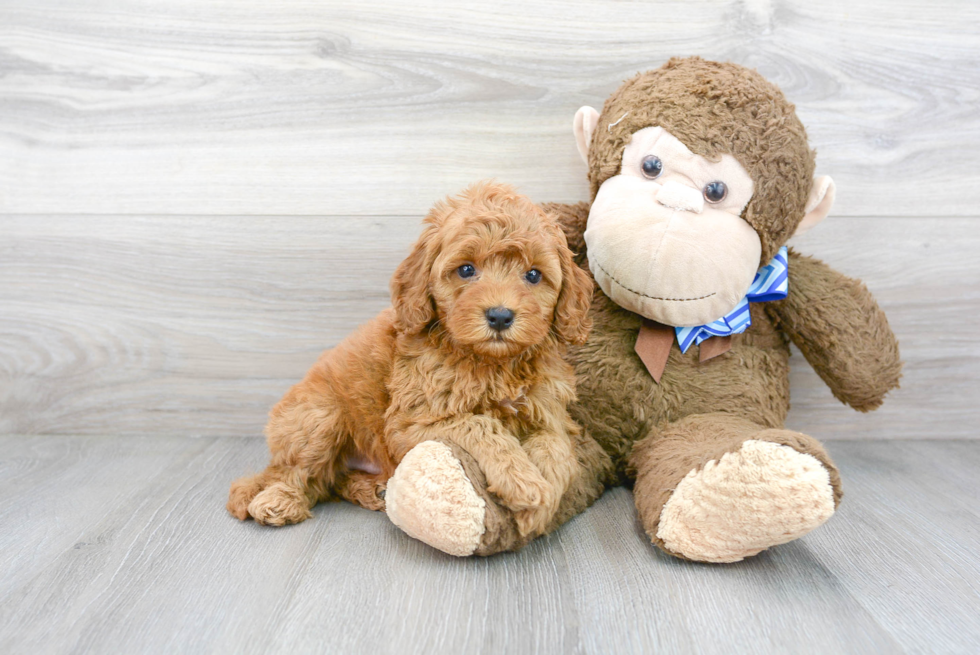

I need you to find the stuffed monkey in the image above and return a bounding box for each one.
[384,57,901,562]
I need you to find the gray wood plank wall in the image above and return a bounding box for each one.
[1,0,978,439]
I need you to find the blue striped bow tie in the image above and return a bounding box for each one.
[675,246,789,353]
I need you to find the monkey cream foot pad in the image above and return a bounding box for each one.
[656,440,836,563]
[386,440,487,557]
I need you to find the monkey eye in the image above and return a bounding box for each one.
[641,155,663,179]
[703,181,728,203]
[457,264,477,279]
[524,269,542,284]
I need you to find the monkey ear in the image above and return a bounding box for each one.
[390,229,437,335]
[553,236,594,345]
[794,175,836,237]
[574,106,601,166]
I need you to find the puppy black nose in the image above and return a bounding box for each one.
[485,307,515,332]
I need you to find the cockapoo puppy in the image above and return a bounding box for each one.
[227,182,593,538]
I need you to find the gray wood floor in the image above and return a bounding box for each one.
[1,436,977,655]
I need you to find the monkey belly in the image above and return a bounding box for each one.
[568,296,791,480]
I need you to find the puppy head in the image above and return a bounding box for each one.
[390,181,593,358]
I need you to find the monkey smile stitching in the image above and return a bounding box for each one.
[593,260,716,302]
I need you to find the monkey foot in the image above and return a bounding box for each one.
[386,440,487,556]
[656,439,837,563]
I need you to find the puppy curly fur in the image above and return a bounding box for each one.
[227,182,594,537]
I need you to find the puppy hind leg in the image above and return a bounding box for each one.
[227,470,270,520]
[273,396,355,484]
[226,464,314,526]
[229,401,351,526]
[227,465,309,525]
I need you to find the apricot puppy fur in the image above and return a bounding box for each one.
[227,182,593,538]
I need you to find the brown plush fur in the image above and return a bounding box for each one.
[768,252,903,411]
[438,58,902,560]
[227,182,595,537]
[628,413,842,559]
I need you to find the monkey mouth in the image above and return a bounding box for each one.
[593,259,716,302]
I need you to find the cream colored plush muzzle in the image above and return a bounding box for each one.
[585,174,761,327]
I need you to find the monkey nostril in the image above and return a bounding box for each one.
[485,307,515,332]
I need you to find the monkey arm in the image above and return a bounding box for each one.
[766,249,902,412]
[541,201,591,268]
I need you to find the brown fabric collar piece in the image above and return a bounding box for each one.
[634,320,732,383]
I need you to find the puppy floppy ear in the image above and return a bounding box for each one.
[390,226,438,334]
[551,228,594,345]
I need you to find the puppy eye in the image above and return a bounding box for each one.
[524,269,542,284]
[457,264,476,279]
[704,181,727,203]
[641,155,663,179]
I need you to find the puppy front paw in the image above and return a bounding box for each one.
[510,475,559,537]
[514,499,557,537]
[489,469,552,514]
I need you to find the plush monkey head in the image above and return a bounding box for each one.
[575,57,835,327]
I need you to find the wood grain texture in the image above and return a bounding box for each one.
[1,213,975,439]
[0,436,977,654]
[0,435,214,598]
[0,214,418,436]
[0,0,978,216]
[803,440,980,654]
[785,217,980,439]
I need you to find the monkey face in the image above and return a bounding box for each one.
[584,127,761,327]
